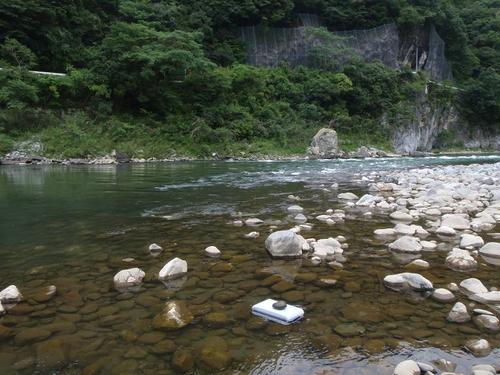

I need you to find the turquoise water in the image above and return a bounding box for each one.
[0,155,499,374]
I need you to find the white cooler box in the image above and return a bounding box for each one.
[251,299,304,325]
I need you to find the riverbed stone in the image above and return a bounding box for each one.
[431,288,455,303]
[265,230,303,258]
[473,314,500,331]
[479,242,500,258]
[150,339,176,354]
[374,228,397,236]
[445,248,477,270]
[337,192,359,200]
[15,328,51,344]
[204,246,221,257]
[420,240,437,251]
[199,336,231,370]
[204,312,230,327]
[384,273,433,292]
[388,236,422,253]
[30,285,57,303]
[465,338,491,357]
[390,211,414,222]
[460,278,488,295]
[442,214,470,230]
[334,323,365,337]
[460,234,484,249]
[287,205,304,213]
[152,300,193,330]
[113,268,145,288]
[245,218,263,226]
[159,257,187,280]
[393,360,420,375]
[0,285,23,303]
[436,226,456,236]
[148,243,163,252]
[35,338,68,369]
[172,348,194,372]
[447,302,470,323]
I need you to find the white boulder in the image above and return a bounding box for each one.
[149,243,163,252]
[159,258,188,280]
[460,234,484,249]
[265,230,303,258]
[113,268,145,288]
[441,214,470,230]
[431,288,455,303]
[388,236,422,253]
[393,360,420,375]
[0,285,23,303]
[338,192,359,200]
[479,242,500,259]
[445,248,477,271]
[204,246,221,257]
[447,302,470,323]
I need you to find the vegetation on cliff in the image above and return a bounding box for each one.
[0,1,498,157]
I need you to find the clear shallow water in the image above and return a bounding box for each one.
[0,155,499,374]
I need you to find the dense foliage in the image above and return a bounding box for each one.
[0,0,498,157]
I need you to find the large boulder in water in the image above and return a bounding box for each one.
[265,230,303,258]
[308,128,339,158]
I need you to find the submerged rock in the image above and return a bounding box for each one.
[265,230,303,258]
[199,336,232,370]
[0,285,23,303]
[159,258,187,280]
[113,268,145,289]
[153,300,193,330]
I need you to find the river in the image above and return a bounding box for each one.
[0,155,499,374]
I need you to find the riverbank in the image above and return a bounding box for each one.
[2,150,498,166]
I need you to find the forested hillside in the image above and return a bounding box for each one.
[0,1,498,158]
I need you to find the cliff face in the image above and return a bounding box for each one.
[390,91,499,153]
[391,92,460,153]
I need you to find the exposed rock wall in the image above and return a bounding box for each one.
[391,93,460,153]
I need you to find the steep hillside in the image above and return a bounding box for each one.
[0,1,498,158]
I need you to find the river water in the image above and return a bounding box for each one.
[0,155,499,374]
